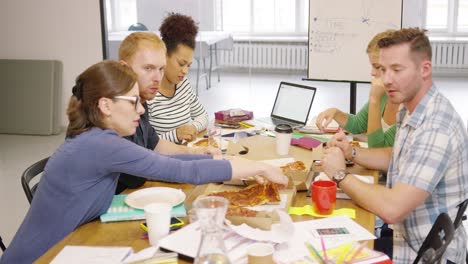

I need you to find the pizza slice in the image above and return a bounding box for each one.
[280,160,307,173]
[226,206,258,217]
[192,138,219,148]
[207,182,280,207]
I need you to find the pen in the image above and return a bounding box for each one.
[239,121,254,128]
[305,241,325,263]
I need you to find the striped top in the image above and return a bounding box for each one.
[147,78,208,143]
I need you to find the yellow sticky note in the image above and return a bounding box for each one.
[288,205,356,218]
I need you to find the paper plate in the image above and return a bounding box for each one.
[125,187,186,209]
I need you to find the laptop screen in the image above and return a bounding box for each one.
[271,82,316,123]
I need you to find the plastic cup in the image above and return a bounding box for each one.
[275,124,293,156]
[312,180,337,215]
[246,242,274,264]
[144,203,172,246]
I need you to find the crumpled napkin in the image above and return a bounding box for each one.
[288,205,356,218]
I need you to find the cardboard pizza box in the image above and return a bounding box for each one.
[190,183,296,230]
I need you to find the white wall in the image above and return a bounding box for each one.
[0,0,103,127]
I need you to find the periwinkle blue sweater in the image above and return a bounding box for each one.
[0,128,231,263]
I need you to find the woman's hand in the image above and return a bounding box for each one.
[369,77,385,101]
[229,156,288,187]
[189,145,222,156]
[316,108,338,131]
[176,124,198,142]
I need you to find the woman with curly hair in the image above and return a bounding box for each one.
[147,13,208,143]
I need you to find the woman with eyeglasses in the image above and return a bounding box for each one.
[0,60,288,264]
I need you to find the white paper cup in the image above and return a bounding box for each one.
[144,202,172,246]
[275,124,293,156]
[246,243,274,264]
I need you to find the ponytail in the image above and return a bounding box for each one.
[66,95,91,138]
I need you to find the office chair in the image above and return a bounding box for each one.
[21,157,49,204]
[0,234,6,252]
[453,199,468,263]
[128,22,148,31]
[413,213,455,264]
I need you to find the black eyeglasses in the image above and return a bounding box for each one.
[113,95,140,110]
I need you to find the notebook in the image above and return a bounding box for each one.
[100,194,187,223]
[246,82,317,129]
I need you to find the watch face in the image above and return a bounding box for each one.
[334,170,347,181]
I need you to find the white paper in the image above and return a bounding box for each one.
[227,210,294,243]
[273,216,376,263]
[260,158,295,167]
[158,222,256,263]
[307,117,340,129]
[51,246,133,264]
[314,172,374,185]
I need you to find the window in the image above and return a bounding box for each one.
[217,0,309,36]
[424,0,468,36]
[105,0,137,32]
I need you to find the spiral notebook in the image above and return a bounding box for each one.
[100,194,187,223]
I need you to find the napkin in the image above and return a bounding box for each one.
[288,205,356,218]
[290,137,322,150]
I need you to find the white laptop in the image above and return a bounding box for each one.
[247,82,317,129]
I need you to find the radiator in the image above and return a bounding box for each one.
[219,42,308,70]
[218,40,468,75]
[0,60,62,135]
[431,41,468,72]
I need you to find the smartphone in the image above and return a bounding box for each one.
[312,227,350,237]
[140,217,185,232]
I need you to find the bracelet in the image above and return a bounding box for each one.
[346,146,356,162]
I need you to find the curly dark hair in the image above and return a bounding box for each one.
[159,12,199,55]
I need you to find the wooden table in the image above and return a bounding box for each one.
[36,135,377,263]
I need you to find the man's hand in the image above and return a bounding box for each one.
[326,131,353,160]
[176,124,198,142]
[316,108,338,131]
[322,147,347,178]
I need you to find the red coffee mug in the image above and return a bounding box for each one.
[312,180,337,215]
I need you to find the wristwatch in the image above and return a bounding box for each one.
[333,169,350,187]
[345,146,357,163]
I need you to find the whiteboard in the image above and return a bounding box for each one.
[308,0,402,82]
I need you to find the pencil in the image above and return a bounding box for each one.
[336,242,352,264]
[305,241,325,263]
[347,241,367,263]
[320,237,329,262]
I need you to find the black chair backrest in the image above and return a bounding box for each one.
[21,157,49,204]
[413,213,455,264]
[454,199,468,228]
[0,234,6,252]
[128,22,148,31]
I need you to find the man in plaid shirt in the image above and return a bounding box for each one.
[322,28,468,264]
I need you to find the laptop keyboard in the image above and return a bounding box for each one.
[271,117,302,128]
